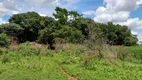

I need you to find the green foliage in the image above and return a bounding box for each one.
[0,33,10,47]
[38,13,85,49]
[124,35,138,46]
[18,43,41,56]
[0,23,23,37]
[0,43,142,80]
[9,12,42,42]
[7,7,138,46]
[53,7,86,43]
[126,46,142,61]
[85,19,104,58]
[38,28,56,49]
[53,7,69,25]
[98,22,138,46]
[38,28,52,44]
[1,55,10,63]
[116,46,129,60]
[0,6,141,80]
[16,42,55,56]
[58,25,85,43]
[62,60,142,80]
[38,17,58,44]
[0,48,8,55]
[0,56,68,80]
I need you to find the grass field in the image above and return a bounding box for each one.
[0,43,142,80]
[125,46,142,60]
[0,56,68,80]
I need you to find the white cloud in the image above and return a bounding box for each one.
[131,31,138,35]
[92,0,142,41]
[0,0,80,24]
[104,0,140,12]
[24,0,56,6]
[3,0,17,10]
[24,0,80,6]
[124,18,142,29]
[17,0,80,17]
[94,0,142,29]
[137,32,142,42]
[0,0,18,24]
[94,11,130,23]
[39,13,47,17]
[82,10,95,15]
[0,0,80,18]
[0,0,19,17]
[24,0,80,7]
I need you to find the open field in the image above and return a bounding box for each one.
[0,43,142,80]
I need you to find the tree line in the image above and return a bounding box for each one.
[0,7,138,48]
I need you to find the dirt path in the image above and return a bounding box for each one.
[59,65,80,80]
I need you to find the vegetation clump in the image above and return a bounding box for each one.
[0,33,10,47]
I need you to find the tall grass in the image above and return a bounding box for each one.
[0,43,142,80]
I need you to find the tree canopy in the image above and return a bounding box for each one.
[96,22,138,45]
[0,23,24,37]
[0,7,138,49]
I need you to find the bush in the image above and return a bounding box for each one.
[85,20,104,58]
[62,56,80,64]
[113,46,129,60]
[0,48,9,55]
[124,36,138,46]
[0,23,24,37]
[1,55,10,63]
[0,33,10,47]
[18,43,41,56]
[59,25,85,43]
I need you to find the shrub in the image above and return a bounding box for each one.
[0,23,24,37]
[62,56,80,64]
[0,33,10,47]
[85,19,104,58]
[18,43,41,56]
[116,46,129,60]
[124,36,138,46]
[59,25,85,43]
[0,48,9,55]
[82,56,96,69]
[1,55,10,63]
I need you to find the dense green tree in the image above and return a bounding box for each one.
[53,7,68,25]
[6,7,137,47]
[98,22,137,45]
[38,17,85,49]
[52,7,87,43]
[9,12,42,42]
[68,11,82,28]
[38,27,55,49]
[0,23,23,37]
[38,17,58,49]
[124,35,138,46]
[53,7,87,35]
[58,25,85,43]
[115,25,131,45]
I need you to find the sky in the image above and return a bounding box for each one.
[0,0,142,41]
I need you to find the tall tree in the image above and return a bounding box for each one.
[99,22,138,46]
[38,17,58,49]
[9,12,42,42]
[53,7,68,25]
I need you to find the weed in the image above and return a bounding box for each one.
[1,55,10,63]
